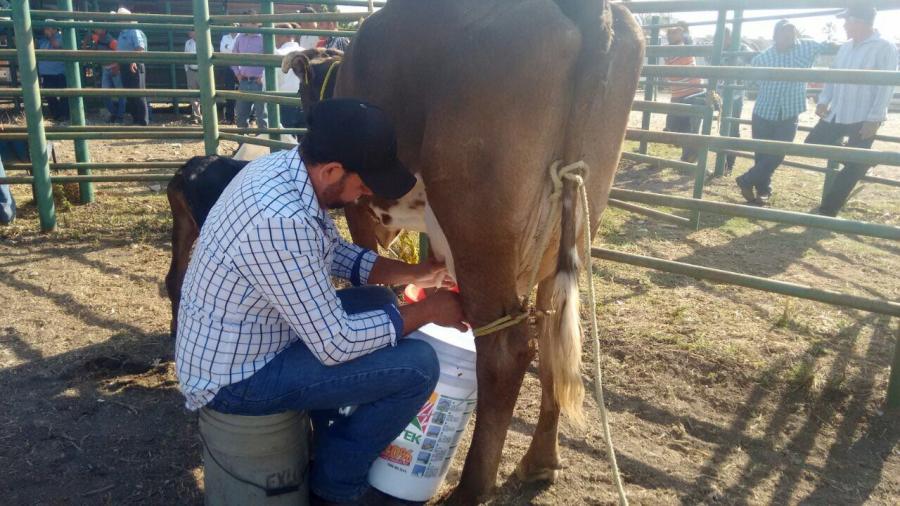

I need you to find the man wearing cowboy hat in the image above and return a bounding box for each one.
[176,98,466,505]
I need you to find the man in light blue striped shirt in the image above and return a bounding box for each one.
[176,99,466,503]
[804,6,898,216]
[735,20,828,204]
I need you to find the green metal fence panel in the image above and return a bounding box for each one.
[193,0,220,155]
[11,0,55,231]
[59,0,93,204]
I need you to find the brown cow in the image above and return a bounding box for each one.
[321,0,643,502]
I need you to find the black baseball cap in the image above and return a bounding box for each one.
[303,98,416,200]
[838,5,877,25]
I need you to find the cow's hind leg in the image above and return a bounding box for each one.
[515,279,563,482]
[164,177,199,338]
[448,320,535,504]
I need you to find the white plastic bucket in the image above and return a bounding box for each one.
[368,324,477,502]
[198,408,310,506]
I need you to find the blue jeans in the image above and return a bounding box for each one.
[0,153,15,225]
[235,78,268,129]
[738,113,799,194]
[101,68,125,121]
[207,286,439,503]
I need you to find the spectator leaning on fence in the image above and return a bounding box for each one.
[231,11,268,130]
[317,19,350,52]
[804,6,898,217]
[115,7,150,126]
[721,26,755,175]
[85,21,125,124]
[37,24,69,122]
[184,30,201,123]
[663,24,705,163]
[735,20,830,205]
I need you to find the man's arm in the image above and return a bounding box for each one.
[235,217,401,366]
[331,238,452,289]
[865,43,898,123]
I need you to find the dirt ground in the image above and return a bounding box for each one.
[0,101,898,505]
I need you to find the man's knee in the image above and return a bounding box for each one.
[396,339,440,391]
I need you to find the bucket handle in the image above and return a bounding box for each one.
[198,431,308,497]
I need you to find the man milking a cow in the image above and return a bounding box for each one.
[175,98,467,505]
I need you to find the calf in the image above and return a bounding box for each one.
[164,156,247,336]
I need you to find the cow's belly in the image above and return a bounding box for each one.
[369,177,457,281]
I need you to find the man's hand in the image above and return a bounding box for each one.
[408,259,455,289]
[399,289,467,334]
[815,103,829,119]
[129,62,138,74]
[859,121,881,141]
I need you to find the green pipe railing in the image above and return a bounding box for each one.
[11,0,55,231]
[643,65,900,86]
[193,0,219,155]
[623,0,899,14]
[59,0,93,204]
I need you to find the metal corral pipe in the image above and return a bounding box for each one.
[722,151,900,188]
[274,0,385,5]
[0,88,197,98]
[645,45,714,58]
[642,8,845,29]
[608,199,691,226]
[211,53,284,67]
[622,152,699,173]
[640,15,660,154]
[0,126,307,135]
[218,90,303,107]
[713,8,743,178]
[0,132,204,141]
[219,133,297,150]
[726,117,900,144]
[625,129,900,167]
[0,49,195,64]
[210,12,369,23]
[609,188,900,241]
[261,0,281,141]
[591,247,900,316]
[0,19,195,32]
[643,65,900,86]
[10,8,194,23]
[632,99,707,116]
[624,0,898,14]
[4,161,186,171]
[59,0,93,204]
[193,0,220,155]
[0,174,174,184]
[207,26,356,37]
[11,0,55,231]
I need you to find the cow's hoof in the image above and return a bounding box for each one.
[514,460,560,483]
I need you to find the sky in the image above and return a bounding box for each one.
[340,6,900,44]
[676,8,900,43]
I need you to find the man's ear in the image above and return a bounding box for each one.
[318,162,346,184]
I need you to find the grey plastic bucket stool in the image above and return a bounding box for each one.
[199,408,311,506]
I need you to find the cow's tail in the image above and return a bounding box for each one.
[544,176,586,425]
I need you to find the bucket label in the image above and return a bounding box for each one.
[376,391,475,479]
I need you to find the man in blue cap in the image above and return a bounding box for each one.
[805,5,898,216]
[176,98,466,505]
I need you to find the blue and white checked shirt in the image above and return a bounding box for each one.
[751,40,826,121]
[175,148,403,410]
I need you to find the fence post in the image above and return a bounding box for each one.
[166,1,179,116]
[193,0,220,155]
[713,8,743,178]
[821,159,838,205]
[888,325,900,409]
[639,15,659,155]
[12,0,55,231]
[690,9,727,228]
[60,0,93,204]
[261,0,281,141]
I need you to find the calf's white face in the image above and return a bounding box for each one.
[368,176,457,281]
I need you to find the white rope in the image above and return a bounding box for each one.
[569,172,628,506]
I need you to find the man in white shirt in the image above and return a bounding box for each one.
[217,26,240,124]
[297,6,321,50]
[183,30,201,122]
[804,6,898,217]
[275,23,303,131]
